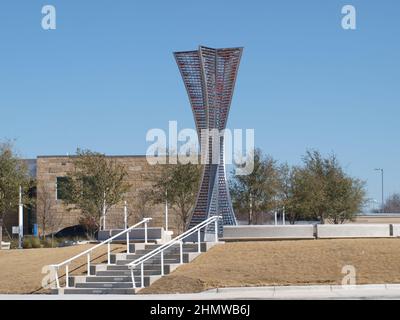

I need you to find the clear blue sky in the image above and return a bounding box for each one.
[0,0,399,209]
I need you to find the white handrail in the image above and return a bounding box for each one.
[128,215,221,288]
[50,217,152,289]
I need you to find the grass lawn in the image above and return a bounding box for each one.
[141,239,400,294]
[1,239,400,294]
[0,244,124,294]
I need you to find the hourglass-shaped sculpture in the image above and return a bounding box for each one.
[174,46,243,238]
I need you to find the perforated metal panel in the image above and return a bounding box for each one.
[174,46,243,236]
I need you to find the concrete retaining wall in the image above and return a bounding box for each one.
[223,224,397,240]
[391,224,400,237]
[223,225,315,240]
[316,224,391,238]
[98,227,164,242]
[99,224,398,242]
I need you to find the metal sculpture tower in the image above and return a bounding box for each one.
[174,46,242,238]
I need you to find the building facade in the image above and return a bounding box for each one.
[0,155,182,238]
[35,155,171,235]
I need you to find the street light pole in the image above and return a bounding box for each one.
[18,185,23,249]
[165,189,168,232]
[374,168,384,213]
[102,191,106,230]
[124,200,128,230]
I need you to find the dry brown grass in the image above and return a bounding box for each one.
[0,244,125,294]
[2,239,400,294]
[141,239,400,294]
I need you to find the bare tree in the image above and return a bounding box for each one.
[128,189,154,224]
[147,162,201,233]
[109,189,155,229]
[384,194,400,213]
[0,218,3,246]
[0,141,32,240]
[36,183,64,246]
[230,149,280,225]
[63,149,131,238]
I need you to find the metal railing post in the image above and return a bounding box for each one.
[65,265,69,288]
[131,268,136,289]
[179,241,183,264]
[214,218,219,243]
[87,253,91,275]
[161,251,164,276]
[197,229,201,253]
[55,268,60,289]
[107,242,111,264]
[126,231,130,254]
[144,221,148,244]
[141,263,144,288]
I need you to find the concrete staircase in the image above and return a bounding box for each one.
[55,242,218,294]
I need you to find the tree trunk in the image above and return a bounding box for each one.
[42,221,46,240]
[180,207,187,233]
[1,215,12,240]
[0,218,2,246]
[248,196,253,225]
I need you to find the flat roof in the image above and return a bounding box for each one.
[357,213,400,217]
[37,155,148,158]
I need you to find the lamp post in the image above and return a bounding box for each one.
[102,191,106,230]
[124,201,128,230]
[165,189,168,232]
[18,186,23,249]
[374,168,384,213]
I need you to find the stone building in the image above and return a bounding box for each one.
[1,155,179,238]
[35,155,171,235]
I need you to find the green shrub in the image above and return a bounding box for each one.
[22,238,32,249]
[42,239,51,248]
[31,237,41,248]
[9,239,19,249]
[43,238,58,248]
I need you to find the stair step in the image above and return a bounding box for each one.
[106,264,163,270]
[106,264,175,273]
[115,249,203,265]
[124,244,162,254]
[76,282,137,289]
[63,288,136,294]
[85,276,152,286]
[124,252,180,259]
[116,258,184,265]
[106,265,147,271]
[96,270,161,277]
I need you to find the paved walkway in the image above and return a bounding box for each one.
[1,284,400,299]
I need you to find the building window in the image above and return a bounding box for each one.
[56,177,71,200]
